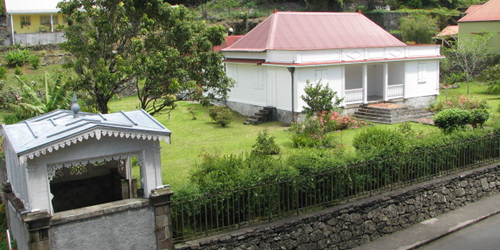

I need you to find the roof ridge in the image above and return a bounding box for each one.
[267,12,279,50]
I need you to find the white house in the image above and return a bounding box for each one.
[220,11,444,122]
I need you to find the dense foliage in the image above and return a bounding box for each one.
[434,108,473,134]
[58,0,232,114]
[434,108,490,133]
[3,49,30,67]
[399,14,438,44]
[353,126,409,157]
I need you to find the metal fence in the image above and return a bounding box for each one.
[171,133,500,242]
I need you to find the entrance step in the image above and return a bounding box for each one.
[354,103,434,124]
[243,107,276,125]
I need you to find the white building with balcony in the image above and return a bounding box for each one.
[220,11,444,122]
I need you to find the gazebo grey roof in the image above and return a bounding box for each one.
[1,109,171,161]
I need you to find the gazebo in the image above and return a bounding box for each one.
[1,102,174,250]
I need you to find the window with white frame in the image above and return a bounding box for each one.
[418,63,427,83]
[20,16,31,27]
[40,15,59,26]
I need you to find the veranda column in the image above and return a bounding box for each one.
[363,64,368,104]
[9,14,15,45]
[383,63,388,101]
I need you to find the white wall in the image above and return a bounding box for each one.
[226,63,266,107]
[388,62,405,85]
[345,65,363,89]
[295,66,343,113]
[404,59,440,98]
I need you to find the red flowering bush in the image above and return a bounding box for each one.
[315,111,368,132]
[429,95,488,112]
[291,111,368,148]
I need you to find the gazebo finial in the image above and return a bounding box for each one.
[70,92,80,118]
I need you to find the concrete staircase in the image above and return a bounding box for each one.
[354,103,434,124]
[243,107,276,125]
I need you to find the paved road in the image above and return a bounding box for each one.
[417,212,500,250]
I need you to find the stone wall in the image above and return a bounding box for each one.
[176,163,500,250]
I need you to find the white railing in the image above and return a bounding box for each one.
[345,88,363,104]
[387,84,404,99]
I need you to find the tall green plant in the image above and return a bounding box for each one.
[301,80,343,117]
[4,73,69,123]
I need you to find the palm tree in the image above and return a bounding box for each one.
[4,72,70,124]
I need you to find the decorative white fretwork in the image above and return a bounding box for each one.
[47,151,144,181]
[22,129,169,161]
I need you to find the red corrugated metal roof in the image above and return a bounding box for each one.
[435,25,459,38]
[459,0,500,22]
[465,5,482,14]
[222,12,406,52]
[214,35,244,51]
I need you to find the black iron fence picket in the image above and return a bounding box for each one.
[171,133,500,243]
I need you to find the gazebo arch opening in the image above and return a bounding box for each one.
[48,157,140,213]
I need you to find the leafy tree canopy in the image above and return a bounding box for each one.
[58,0,232,114]
[399,14,438,44]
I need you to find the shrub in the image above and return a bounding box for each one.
[3,48,30,67]
[14,66,22,75]
[251,129,280,155]
[301,80,343,117]
[434,108,472,134]
[208,105,233,127]
[28,55,41,69]
[469,109,490,128]
[352,127,408,158]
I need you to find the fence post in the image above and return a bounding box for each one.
[150,187,175,250]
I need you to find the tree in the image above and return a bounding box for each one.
[399,14,438,44]
[134,5,233,115]
[444,33,493,94]
[301,80,343,117]
[58,0,232,114]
